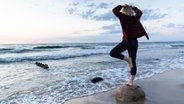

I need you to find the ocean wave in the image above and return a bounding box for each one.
[33,45,97,50]
[170,44,184,48]
[0,48,14,51]
[1,46,68,54]
[0,45,99,54]
[0,49,43,54]
[33,46,68,49]
[0,53,105,63]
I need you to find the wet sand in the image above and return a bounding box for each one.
[64,69,184,104]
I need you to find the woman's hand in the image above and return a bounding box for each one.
[132,6,139,12]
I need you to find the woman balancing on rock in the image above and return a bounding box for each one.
[110,4,149,86]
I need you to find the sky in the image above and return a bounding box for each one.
[0,0,184,44]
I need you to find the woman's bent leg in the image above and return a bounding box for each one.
[110,41,133,68]
[109,41,127,60]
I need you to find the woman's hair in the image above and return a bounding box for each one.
[122,5,134,16]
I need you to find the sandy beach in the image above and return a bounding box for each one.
[65,69,184,104]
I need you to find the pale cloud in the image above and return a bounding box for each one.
[100,23,121,34]
[163,23,184,28]
[0,0,184,43]
[58,0,184,42]
[68,2,115,21]
[68,2,167,21]
[141,9,167,20]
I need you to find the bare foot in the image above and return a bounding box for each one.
[126,81,133,87]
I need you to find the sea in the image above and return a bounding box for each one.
[0,41,184,104]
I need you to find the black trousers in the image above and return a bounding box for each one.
[109,39,138,75]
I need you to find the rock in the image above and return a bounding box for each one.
[35,61,49,69]
[91,77,103,84]
[115,85,145,104]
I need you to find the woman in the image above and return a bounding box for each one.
[110,4,149,86]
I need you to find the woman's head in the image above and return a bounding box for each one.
[122,5,134,16]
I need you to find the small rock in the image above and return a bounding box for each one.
[35,61,49,69]
[91,77,103,84]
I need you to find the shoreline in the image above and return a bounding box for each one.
[64,69,184,104]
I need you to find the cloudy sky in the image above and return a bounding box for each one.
[0,0,184,44]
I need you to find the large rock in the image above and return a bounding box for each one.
[115,85,145,104]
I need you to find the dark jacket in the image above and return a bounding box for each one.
[112,5,149,41]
